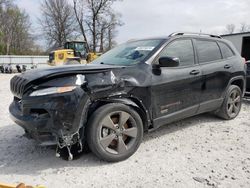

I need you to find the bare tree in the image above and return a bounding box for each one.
[87,0,113,52]
[98,12,122,52]
[73,0,89,51]
[107,12,122,51]
[84,0,119,53]
[225,24,236,34]
[0,0,11,8]
[73,0,123,53]
[0,1,35,55]
[39,0,76,48]
[239,23,250,33]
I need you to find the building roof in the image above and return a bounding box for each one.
[221,32,250,37]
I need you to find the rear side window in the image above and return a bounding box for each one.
[218,42,235,59]
[159,39,195,66]
[196,40,222,63]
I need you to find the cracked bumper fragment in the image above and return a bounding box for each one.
[9,89,84,146]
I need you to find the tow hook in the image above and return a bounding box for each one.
[66,146,73,161]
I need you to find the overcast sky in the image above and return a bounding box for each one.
[17,0,250,45]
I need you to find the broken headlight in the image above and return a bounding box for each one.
[29,86,76,97]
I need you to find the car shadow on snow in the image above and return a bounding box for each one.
[0,101,249,176]
[142,113,221,143]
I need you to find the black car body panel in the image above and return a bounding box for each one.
[9,34,246,153]
[246,61,250,94]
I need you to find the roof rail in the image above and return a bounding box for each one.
[169,32,222,39]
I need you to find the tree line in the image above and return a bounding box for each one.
[225,23,250,34]
[1,0,249,55]
[0,0,123,55]
[0,0,42,55]
[40,0,123,53]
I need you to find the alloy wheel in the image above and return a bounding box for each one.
[227,89,241,117]
[99,111,138,155]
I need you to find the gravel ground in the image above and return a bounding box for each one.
[0,73,250,188]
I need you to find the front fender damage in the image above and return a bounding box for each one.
[56,70,130,160]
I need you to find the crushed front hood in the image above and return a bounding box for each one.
[10,64,125,98]
[18,64,125,81]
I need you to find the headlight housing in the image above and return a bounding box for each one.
[29,86,76,97]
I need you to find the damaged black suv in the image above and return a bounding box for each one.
[9,32,246,162]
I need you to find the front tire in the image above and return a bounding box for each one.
[216,85,242,120]
[86,103,143,162]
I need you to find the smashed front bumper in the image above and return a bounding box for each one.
[9,99,56,146]
[9,90,86,147]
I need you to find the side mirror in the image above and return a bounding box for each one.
[158,56,180,67]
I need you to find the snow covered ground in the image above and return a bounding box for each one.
[0,74,250,188]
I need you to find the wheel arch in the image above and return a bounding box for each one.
[226,76,246,97]
[86,97,151,132]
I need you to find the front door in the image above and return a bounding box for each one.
[151,39,203,128]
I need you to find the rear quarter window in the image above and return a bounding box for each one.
[218,42,235,59]
[196,40,222,63]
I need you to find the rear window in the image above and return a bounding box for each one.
[196,40,222,63]
[218,42,235,59]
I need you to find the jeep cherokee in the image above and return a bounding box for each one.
[9,32,246,162]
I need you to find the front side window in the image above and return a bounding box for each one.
[159,39,195,67]
[218,42,235,59]
[67,42,75,49]
[196,40,222,63]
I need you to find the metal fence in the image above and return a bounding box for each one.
[0,55,49,69]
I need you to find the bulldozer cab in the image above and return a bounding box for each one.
[64,41,88,59]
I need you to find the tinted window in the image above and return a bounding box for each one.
[218,42,234,59]
[196,40,222,63]
[160,39,195,66]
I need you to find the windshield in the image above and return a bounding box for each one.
[92,39,164,65]
[66,42,87,53]
[75,42,86,52]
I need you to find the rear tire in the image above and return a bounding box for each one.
[86,103,143,162]
[216,85,242,120]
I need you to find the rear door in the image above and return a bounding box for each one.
[151,39,203,128]
[195,39,235,113]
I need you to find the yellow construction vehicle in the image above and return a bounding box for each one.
[48,40,101,66]
[0,182,45,188]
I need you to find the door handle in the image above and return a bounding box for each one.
[190,70,200,75]
[224,64,232,69]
